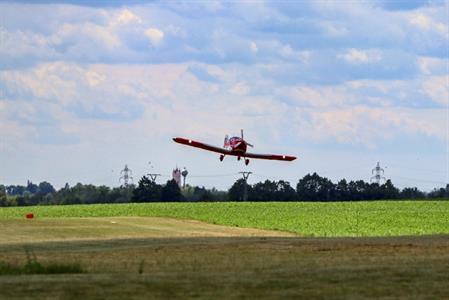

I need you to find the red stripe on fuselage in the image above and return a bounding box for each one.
[230,139,247,153]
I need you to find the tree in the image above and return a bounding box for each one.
[252,180,278,201]
[132,176,162,202]
[37,181,56,196]
[335,179,349,201]
[191,186,213,202]
[6,185,26,196]
[26,181,38,194]
[428,184,449,199]
[400,187,425,199]
[347,180,367,201]
[228,179,251,201]
[108,187,133,203]
[0,185,7,207]
[250,180,297,201]
[379,180,399,199]
[296,173,335,201]
[276,180,297,201]
[161,179,183,202]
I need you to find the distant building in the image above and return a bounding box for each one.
[172,167,181,187]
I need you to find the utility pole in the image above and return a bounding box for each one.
[119,164,133,187]
[370,162,386,184]
[239,171,252,201]
[147,173,161,183]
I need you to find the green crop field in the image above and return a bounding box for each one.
[1,201,448,237]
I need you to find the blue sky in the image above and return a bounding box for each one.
[0,0,448,191]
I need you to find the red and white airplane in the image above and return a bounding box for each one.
[173,130,296,165]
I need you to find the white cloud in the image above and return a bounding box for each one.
[0,26,54,58]
[115,9,142,25]
[250,41,258,53]
[417,56,448,75]
[145,27,164,46]
[85,70,106,87]
[321,21,348,37]
[338,48,382,64]
[230,82,250,96]
[423,75,449,106]
[409,13,449,38]
[299,106,446,146]
[52,23,121,50]
[287,86,355,107]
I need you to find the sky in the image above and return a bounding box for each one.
[0,0,448,191]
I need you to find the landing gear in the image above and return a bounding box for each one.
[245,159,250,166]
[219,154,225,161]
[237,156,241,161]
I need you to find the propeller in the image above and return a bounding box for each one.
[241,129,254,147]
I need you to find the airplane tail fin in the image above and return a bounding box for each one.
[224,134,229,148]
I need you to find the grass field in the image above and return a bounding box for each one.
[0,231,448,299]
[1,201,448,299]
[1,201,448,236]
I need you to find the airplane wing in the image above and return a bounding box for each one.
[243,152,297,161]
[173,137,233,155]
[174,137,296,162]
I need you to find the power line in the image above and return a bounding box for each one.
[188,173,238,178]
[392,175,446,185]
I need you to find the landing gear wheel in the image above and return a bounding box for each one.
[219,154,224,162]
[245,159,250,166]
[237,156,241,161]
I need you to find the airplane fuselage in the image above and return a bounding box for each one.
[228,136,247,154]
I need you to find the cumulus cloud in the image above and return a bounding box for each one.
[423,75,449,106]
[287,86,355,107]
[299,106,446,146]
[114,9,142,25]
[144,27,164,46]
[417,56,448,75]
[338,48,383,64]
[410,13,448,38]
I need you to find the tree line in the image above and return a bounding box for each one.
[1,173,448,206]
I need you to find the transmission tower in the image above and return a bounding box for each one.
[147,173,161,183]
[147,161,161,183]
[239,171,252,201]
[119,164,133,187]
[370,162,386,184]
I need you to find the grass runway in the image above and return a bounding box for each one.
[0,202,448,299]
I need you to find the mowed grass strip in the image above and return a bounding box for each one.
[0,201,448,237]
[0,217,294,245]
[0,236,448,299]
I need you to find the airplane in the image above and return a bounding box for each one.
[173,129,296,165]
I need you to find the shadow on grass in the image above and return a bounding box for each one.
[0,248,83,275]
